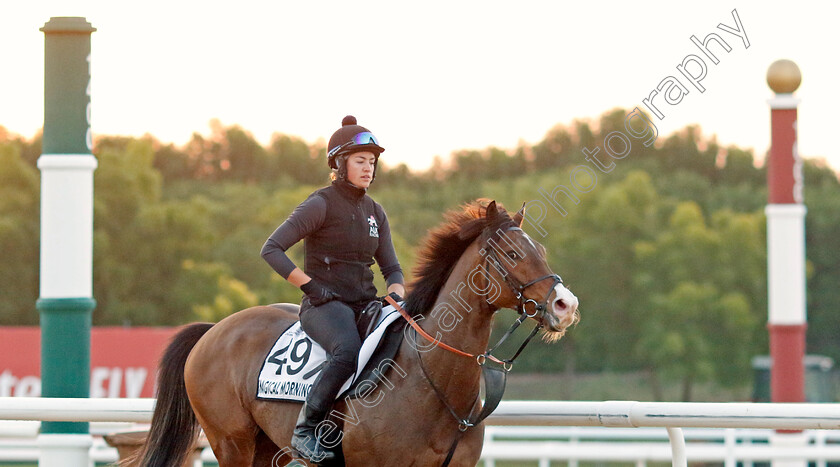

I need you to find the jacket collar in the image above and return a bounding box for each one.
[332,179,367,202]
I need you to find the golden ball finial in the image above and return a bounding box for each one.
[767,59,801,94]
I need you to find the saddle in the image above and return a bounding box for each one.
[258,299,406,403]
[355,299,383,341]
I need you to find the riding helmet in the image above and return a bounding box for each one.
[327,116,385,169]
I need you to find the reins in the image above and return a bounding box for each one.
[386,295,508,366]
[382,226,565,466]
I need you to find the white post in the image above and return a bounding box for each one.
[724,428,737,467]
[667,427,686,467]
[37,434,93,467]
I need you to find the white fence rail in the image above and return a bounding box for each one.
[482,426,840,467]
[486,400,840,429]
[2,398,840,466]
[0,397,153,423]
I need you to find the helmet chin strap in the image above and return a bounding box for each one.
[371,157,378,182]
[335,155,347,180]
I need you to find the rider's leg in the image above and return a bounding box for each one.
[292,299,361,461]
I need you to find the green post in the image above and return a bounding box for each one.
[36,298,95,434]
[37,16,97,450]
[42,17,95,155]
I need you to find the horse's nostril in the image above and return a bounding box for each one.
[554,299,567,311]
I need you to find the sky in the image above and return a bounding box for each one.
[2,1,838,172]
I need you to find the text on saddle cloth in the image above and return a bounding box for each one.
[256,302,403,402]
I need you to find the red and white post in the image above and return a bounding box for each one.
[765,59,807,466]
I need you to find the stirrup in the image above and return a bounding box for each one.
[291,430,335,463]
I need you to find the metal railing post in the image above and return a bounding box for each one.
[666,427,686,467]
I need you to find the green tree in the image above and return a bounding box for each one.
[563,170,660,372]
[153,142,194,182]
[531,124,574,170]
[805,177,840,362]
[719,146,763,186]
[637,282,756,401]
[93,140,217,325]
[220,125,268,182]
[266,134,325,185]
[184,261,259,322]
[0,143,40,324]
[634,202,765,400]
[656,126,719,180]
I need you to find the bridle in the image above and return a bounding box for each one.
[383,225,565,465]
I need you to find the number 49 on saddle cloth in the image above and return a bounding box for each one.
[256,302,403,402]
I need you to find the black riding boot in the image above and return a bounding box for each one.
[293,301,361,463]
[291,402,336,463]
[290,358,355,463]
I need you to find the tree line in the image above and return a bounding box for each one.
[1,109,838,400]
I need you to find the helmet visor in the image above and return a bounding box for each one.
[328,131,382,159]
[349,131,379,146]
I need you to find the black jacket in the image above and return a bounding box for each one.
[261,180,403,305]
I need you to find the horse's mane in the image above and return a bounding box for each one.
[404,199,516,317]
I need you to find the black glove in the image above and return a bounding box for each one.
[301,279,341,307]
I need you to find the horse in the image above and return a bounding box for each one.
[134,199,579,467]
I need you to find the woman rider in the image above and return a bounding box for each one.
[261,116,405,462]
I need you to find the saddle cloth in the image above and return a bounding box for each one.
[256,302,403,402]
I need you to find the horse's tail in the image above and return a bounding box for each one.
[132,322,213,467]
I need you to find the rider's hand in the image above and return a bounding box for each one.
[384,291,403,303]
[301,279,341,307]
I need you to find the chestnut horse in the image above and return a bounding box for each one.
[135,200,579,467]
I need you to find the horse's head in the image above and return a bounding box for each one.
[471,200,579,340]
[406,199,579,342]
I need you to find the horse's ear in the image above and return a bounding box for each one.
[486,200,498,220]
[513,202,526,227]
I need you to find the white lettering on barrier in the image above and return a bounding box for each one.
[0,371,41,397]
[90,367,147,398]
[124,368,147,398]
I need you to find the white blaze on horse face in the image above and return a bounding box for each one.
[522,231,538,252]
[550,283,579,329]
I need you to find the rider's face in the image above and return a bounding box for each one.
[345,151,376,188]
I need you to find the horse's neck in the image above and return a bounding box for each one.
[415,242,494,407]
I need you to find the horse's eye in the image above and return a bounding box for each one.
[506,251,519,260]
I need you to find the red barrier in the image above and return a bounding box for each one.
[0,327,179,398]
